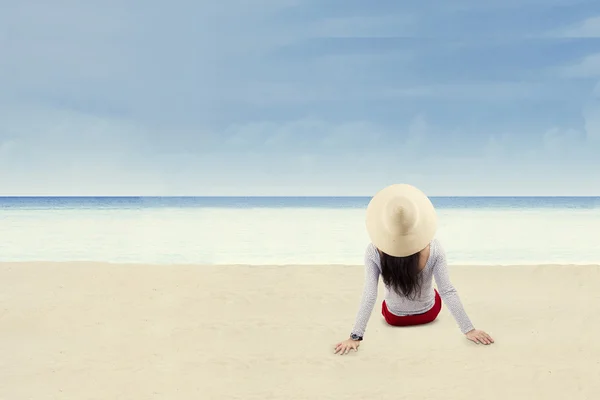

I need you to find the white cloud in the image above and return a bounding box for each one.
[594,81,600,96]
[0,104,170,195]
[583,82,600,142]
[0,105,424,195]
[560,53,600,78]
[383,82,554,101]
[307,15,415,38]
[482,81,600,169]
[560,16,600,38]
[320,121,386,148]
[542,127,586,156]
[0,140,17,157]
[0,105,146,155]
[483,134,509,159]
[223,117,391,151]
[404,114,428,150]
[2,104,598,196]
[2,1,599,196]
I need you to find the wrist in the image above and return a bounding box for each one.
[350,333,363,341]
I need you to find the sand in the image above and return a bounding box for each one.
[1,262,599,400]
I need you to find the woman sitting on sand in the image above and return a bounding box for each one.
[335,184,494,355]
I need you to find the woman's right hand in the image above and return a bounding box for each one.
[465,329,494,345]
[334,339,360,355]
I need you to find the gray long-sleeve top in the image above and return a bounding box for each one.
[351,239,475,337]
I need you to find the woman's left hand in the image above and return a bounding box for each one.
[465,329,494,345]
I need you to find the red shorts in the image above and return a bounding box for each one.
[381,289,442,326]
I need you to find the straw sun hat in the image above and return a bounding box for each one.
[365,184,438,257]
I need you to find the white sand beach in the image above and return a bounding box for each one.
[1,263,599,400]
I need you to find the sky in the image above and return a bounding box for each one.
[1,0,600,196]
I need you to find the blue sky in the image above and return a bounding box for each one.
[1,0,599,196]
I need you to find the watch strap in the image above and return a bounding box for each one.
[350,333,363,341]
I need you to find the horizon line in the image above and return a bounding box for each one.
[1,195,600,199]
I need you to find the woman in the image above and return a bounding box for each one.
[335,184,494,355]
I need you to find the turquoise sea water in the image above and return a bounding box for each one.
[1,197,599,265]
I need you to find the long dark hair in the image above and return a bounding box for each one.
[379,250,423,300]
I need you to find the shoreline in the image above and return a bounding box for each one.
[2,261,600,267]
[1,262,599,399]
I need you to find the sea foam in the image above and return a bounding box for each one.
[1,206,599,265]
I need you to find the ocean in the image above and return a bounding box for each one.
[1,196,599,265]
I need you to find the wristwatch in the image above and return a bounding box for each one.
[350,333,363,341]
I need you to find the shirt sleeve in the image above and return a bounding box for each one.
[432,240,475,334]
[350,244,381,338]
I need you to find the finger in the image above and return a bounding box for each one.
[469,337,479,344]
[344,346,351,355]
[334,346,342,354]
[485,333,494,343]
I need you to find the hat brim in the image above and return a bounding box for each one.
[365,184,437,257]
